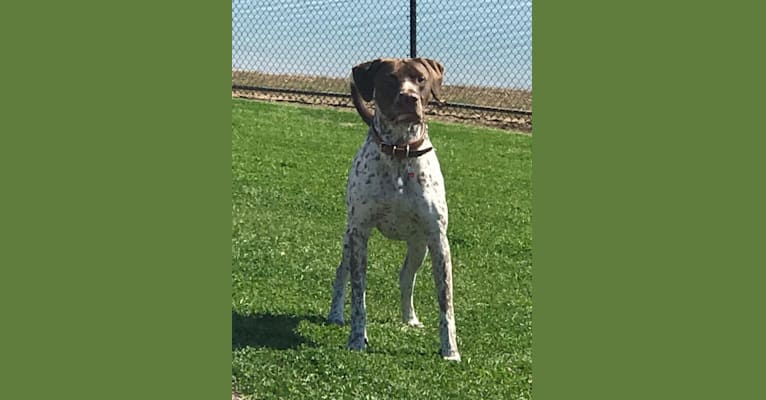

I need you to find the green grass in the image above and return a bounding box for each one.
[232,99,532,399]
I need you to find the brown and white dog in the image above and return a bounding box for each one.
[328,58,460,361]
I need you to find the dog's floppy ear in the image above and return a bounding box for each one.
[351,59,383,101]
[416,58,445,103]
[350,59,384,125]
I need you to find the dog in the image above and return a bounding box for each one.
[327,58,460,361]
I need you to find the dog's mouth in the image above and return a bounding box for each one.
[394,112,422,123]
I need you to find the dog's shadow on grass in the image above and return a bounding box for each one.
[232,312,325,350]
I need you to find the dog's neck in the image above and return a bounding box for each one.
[372,112,426,145]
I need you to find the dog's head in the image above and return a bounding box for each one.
[350,58,445,126]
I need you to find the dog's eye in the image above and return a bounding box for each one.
[417,76,426,83]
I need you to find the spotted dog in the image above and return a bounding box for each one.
[327,58,460,361]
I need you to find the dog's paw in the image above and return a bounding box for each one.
[404,318,424,328]
[347,334,368,351]
[327,309,346,325]
[441,350,461,362]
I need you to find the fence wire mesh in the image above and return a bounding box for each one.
[232,0,532,131]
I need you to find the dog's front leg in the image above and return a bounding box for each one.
[347,227,370,351]
[328,228,352,325]
[429,232,461,361]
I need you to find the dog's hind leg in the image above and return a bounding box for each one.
[399,238,427,327]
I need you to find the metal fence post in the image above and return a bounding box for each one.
[410,0,417,58]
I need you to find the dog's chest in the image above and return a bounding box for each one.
[353,142,438,196]
[348,141,445,238]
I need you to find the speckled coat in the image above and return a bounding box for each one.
[328,115,460,361]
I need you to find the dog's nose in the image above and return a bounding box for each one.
[398,92,419,105]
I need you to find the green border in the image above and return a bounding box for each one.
[4,0,765,398]
[534,1,765,399]
[2,2,231,399]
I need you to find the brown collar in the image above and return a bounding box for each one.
[370,124,433,159]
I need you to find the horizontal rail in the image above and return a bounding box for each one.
[232,84,349,98]
[232,84,532,116]
[438,101,532,116]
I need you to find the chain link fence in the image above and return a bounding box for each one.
[232,0,531,131]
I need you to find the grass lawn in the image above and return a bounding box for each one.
[232,99,532,399]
